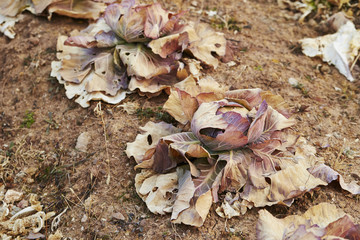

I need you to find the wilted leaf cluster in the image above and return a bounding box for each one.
[51,0,228,107]
[127,75,360,227]
[127,84,297,226]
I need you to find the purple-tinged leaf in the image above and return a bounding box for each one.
[249,139,282,173]
[94,31,124,48]
[148,32,189,58]
[65,35,97,48]
[309,163,360,194]
[144,3,185,39]
[191,101,250,151]
[247,100,268,143]
[116,43,176,79]
[152,132,210,177]
[171,160,225,227]
[104,3,147,42]
[218,150,252,192]
[225,88,263,110]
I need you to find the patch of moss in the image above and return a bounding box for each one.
[136,107,176,124]
[21,111,35,128]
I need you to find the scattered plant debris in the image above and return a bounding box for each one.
[277,0,358,23]
[0,187,56,238]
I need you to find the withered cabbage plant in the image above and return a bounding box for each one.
[51,0,229,107]
[127,87,296,226]
[127,83,360,227]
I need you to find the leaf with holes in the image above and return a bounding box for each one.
[183,22,227,69]
[125,121,181,164]
[135,170,178,215]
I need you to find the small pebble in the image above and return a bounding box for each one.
[29,37,40,46]
[4,189,23,203]
[81,214,88,222]
[288,77,298,87]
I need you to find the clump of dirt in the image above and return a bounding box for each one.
[0,0,359,239]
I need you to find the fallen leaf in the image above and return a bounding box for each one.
[0,0,29,17]
[135,169,178,214]
[309,163,360,194]
[125,121,181,163]
[117,43,177,79]
[184,22,226,68]
[300,20,360,81]
[48,0,107,20]
[171,166,217,227]
[75,132,90,152]
[257,203,360,240]
[163,75,228,124]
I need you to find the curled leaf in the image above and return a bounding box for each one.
[191,100,251,151]
[135,170,178,215]
[125,121,181,163]
[184,22,226,68]
[219,150,252,192]
[0,0,29,17]
[116,43,176,79]
[48,0,107,20]
[164,75,228,124]
[148,32,189,58]
[144,3,184,39]
[309,163,360,194]
[171,161,225,227]
[257,203,360,240]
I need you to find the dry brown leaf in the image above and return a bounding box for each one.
[48,0,107,20]
[184,22,226,68]
[135,169,178,215]
[163,75,228,124]
[51,20,129,107]
[171,169,213,227]
[300,20,360,81]
[257,203,360,240]
[125,121,180,163]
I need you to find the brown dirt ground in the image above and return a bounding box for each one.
[1,0,360,239]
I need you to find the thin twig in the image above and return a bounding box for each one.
[94,102,111,185]
[350,53,360,72]
[226,38,241,43]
